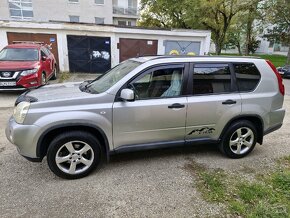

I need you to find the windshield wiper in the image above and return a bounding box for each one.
[79,80,99,94]
[79,80,92,92]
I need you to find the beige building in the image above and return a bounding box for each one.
[0,0,139,26]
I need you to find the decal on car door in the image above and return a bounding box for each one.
[188,127,215,135]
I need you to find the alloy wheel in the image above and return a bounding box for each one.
[55,141,94,175]
[229,127,254,155]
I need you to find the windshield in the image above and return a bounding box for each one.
[0,48,39,61]
[87,60,141,93]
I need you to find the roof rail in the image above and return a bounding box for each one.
[12,41,44,45]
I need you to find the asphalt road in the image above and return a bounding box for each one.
[0,78,289,217]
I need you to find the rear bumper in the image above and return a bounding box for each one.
[264,123,282,136]
[264,108,285,136]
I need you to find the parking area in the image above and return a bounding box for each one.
[0,77,290,217]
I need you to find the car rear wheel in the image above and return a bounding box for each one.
[47,131,102,179]
[219,120,257,158]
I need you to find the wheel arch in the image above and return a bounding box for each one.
[36,123,110,162]
[220,115,264,144]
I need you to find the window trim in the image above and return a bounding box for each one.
[115,63,190,102]
[188,62,237,96]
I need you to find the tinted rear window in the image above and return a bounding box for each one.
[192,63,231,95]
[234,63,261,92]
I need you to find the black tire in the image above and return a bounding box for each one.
[51,65,58,80]
[47,131,102,179]
[219,120,257,158]
[41,73,46,85]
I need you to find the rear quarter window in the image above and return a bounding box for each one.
[233,63,261,92]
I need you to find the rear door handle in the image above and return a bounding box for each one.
[222,100,237,105]
[168,103,185,109]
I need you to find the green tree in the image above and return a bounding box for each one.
[139,0,255,55]
[186,0,251,54]
[265,0,290,64]
[244,0,262,55]
[138,0,190,28]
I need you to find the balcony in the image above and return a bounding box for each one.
[113,6,138,16]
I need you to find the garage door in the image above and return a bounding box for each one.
[119,38,158,62]
[7,32,59,66]
[67,35,111,74]
[164,40,201,56]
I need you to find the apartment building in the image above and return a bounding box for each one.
[0,0,139,26]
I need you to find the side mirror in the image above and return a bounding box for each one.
[120,89,134,101]
[42,56,47,61]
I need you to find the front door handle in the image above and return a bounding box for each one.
[168,103,185,109]
[222,100,237,105]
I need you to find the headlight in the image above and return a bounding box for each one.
[13,102,30,124]
[21,68,39,76]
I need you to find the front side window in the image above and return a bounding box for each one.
[192,63,231,95]
[8,0,33,20]
[0,48,39,61]
[41,50,47,58]
[87,60,141,94]
[234,63,261,92]
[129,67,184,100]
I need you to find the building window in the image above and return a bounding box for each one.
[8,0,33,20]
[118,21,127,26]
[68,0,79,3]
[95,17,104,24]
[69,15,79,22]
[128,0,137,8]
[117,20,133,26]
[95,0,104,4]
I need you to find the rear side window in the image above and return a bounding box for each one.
[192,63,231,95]
[233,63,261,92]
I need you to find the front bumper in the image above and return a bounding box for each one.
[5,116,42,161]
[0,73,40,91]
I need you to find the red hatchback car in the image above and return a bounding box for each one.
[0,43,57,90]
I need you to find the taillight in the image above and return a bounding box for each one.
[266,60,285,96]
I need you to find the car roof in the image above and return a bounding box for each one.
[5,43,42,49]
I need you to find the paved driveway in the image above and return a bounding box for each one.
[0,77,289,217]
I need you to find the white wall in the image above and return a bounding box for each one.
[0,21,211,72]
[0,30,8,50]
[0,0,113,25]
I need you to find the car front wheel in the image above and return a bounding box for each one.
[219,120,257,158]
[47,131,102,179]
[51,65,57,80]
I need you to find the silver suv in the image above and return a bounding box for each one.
[6,56,285,179]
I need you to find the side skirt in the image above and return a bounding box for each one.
[111,138,220,154]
